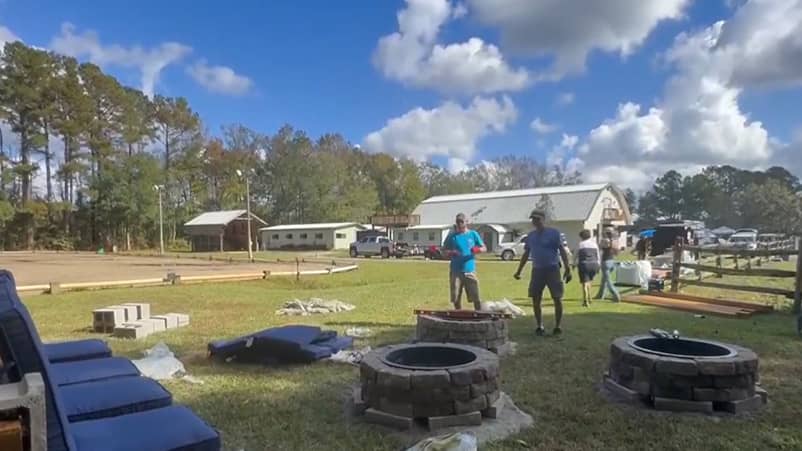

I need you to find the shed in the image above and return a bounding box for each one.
[183,210,267,252]
[260,223,366,250]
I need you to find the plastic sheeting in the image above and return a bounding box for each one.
[132,342,201,383]
[406,433,477,451]
[616,261,652,288]
[481,299,526,317]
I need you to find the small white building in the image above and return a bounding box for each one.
[260,223,366,250]
[392,224,452,247]
[411,183,632,251]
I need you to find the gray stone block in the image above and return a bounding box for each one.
[448,368,473,386]
[411,370,450,390]
[113,321,153,339]
[140,318,166,333]
[655,357,699,376]
[717,394,763,414]
[693,388,748,402]
[413,402,455,418]
[108,304,138,322]
[378,398,413,417]
[603,376,640,402]
[121,303,150,320]
[93,307,126,333]
[755,386,768,404]
[164,313,190,327]
[654,397,713,413]
[151,314,178,329]
[697,360,736,376]
[428,411,482,430]
[364,408,413,430]
[352,387,368,415]
[454,395,488,414]
[482,393,504,419]
[377,368,411,391]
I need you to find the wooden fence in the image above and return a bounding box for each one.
[670,237,802,314]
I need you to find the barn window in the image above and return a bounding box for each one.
[335,233,346,239]
[315,233,324,239]
[397,232,405,240]
[428,232,435,241]
[271,234,279,240]
[413,232,419,241]
[286,233,293,239]
[300,233,308,239]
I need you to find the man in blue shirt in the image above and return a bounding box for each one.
[443,213,486,310]
[514,209,572,336]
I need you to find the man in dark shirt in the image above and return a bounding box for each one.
[513,209,572,336]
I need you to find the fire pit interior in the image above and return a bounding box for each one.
[355,343,502,430]
[604,331,767,414]
[415,310,509,353]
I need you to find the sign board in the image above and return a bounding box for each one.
[370,214,421,227]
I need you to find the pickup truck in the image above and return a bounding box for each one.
[495,233,572,261]
[349,236,421,258]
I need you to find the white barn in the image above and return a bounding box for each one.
[411,183,632,251]
[260,223,366,250]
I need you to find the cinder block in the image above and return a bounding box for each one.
[482,393,505,419]
[151,315,177,329]
[165,313,190,327]
[654,397,713,413]
[428,411,482,430]
[121,303,150,320]
[717,394,764,414]
[140,318,166,333]
[108,305,138,322]
[603,376,640,402]
[113,321,154,339]
[364,408,413,430]
[93,307,126,333]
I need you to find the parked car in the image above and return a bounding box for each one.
[349,236,415,258]
[728,231,758,250]
[495,233,572,261]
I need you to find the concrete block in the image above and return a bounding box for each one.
[151,314,178,329]
[482,394,504,419]
[352,387,368,415]
[717,394,764,414]
[378,398,413,417]
[755,386,768,404]
[654,397,713,414]
[49,282,61,295]
[454,395,488,414]
[364,408,413,430]
[603,376,640,402]
[113,321,154,339]
[108,305,138,322]
[140,318,166,333]
[428,411,481,430]
[93,307,126,333]
[120,303,150,320]
[164,313,190,327]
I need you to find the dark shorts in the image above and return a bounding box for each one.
[578,262,599,283]
[529,266,564,300]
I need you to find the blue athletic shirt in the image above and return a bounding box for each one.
[444,229,484,273]
[524,227,562,269]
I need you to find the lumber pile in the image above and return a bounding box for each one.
[622,291,772,318]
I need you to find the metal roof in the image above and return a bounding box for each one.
[185,210,248,227]
[403,224,452,231]
[260,222,364,232]
[413,184,614,225]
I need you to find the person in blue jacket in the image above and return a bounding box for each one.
[443,213,486,310]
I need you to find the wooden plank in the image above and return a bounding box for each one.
[639,290,773,312]
[622,295,749,317]
[679,279,795,298]
[683,246,797,257]
[413,309,512,319]
[671,239,682,293]
[794,238,802,314]
[680,263,796,278]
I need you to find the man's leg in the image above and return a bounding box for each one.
[450,271,463,309]
[529,269,546,333]
[548,269,565,332]
[463,272,481,310]
[594,265,609,300]
[606,261,622,302]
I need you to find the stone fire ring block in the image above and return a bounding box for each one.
[358,342,500,430]
[606,335,766,414]
[415,314,509,353]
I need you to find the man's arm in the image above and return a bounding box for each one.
[559,241,572,282]
[514,248,529,279]
[472,231,486,253]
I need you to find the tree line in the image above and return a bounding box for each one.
[634,166,802,234]
[0,41,580,251]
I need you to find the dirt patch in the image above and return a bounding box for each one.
[0,252,328,285]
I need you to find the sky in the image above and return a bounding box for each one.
[1,0,801,190]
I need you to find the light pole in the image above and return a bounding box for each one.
[236,169,253,262]
[153,185,164,255]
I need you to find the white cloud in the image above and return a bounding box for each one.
[572,0,802,189]
[0,25,20,48]
[362,96,517,166]
[467,0,690,77]
[530,117,558,134]
[187,59,253,96]
[374,0,529,95]
[50,23,192,97]
[556,92,575,106]
[547,133,582,173]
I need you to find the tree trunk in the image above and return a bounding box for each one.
[20,128,34,249]
[44,123,53,203]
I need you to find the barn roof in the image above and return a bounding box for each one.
[413,183,626,225]
[184,210,267,227]
[259,222,364,231]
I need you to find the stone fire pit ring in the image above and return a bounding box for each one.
[416,314,509,353]
[358,343,501,430]
[605,335,767,414]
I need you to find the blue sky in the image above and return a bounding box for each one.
[2,0,801,189]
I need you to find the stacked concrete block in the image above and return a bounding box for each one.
[93,302,190,339]
[416,314,509,353]
[151,314,178,330]
[108,305,138,322]
[93,307,127,333]
[120,303,151,320]
[114,321,155,339]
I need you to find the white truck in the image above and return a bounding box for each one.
[495,233,572,261]
[349,236,420,258]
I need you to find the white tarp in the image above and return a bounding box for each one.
[616,261,652,288]
[132,342,201,383]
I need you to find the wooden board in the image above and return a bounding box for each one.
[622,294,755,317]
[413,309,512,320]
[0,420,23,451]
[638,290,774,313]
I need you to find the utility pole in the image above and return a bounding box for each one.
[237,170,254,262]
[154,185,164,255]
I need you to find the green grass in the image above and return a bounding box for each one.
[25,260,802,451]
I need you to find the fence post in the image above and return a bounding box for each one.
[793,237,802,315]
[671,237,682,293]
[716,255,723,278]
[296,257,300,281]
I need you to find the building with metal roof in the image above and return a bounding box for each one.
[410,183,632,251]
[183,210,267,252]
[259,223,367,250]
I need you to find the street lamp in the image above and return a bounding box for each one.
[153,185,165,255]
[236,169,254,262]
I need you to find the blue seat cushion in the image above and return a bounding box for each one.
[45,339,112,363]
[208,325,352,364]
[70,405,220,451]
[52,356,140,386]
[61,376,173,422]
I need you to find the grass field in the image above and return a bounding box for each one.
[24,259,802,451]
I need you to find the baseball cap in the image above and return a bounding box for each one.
[529,209,546,219]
